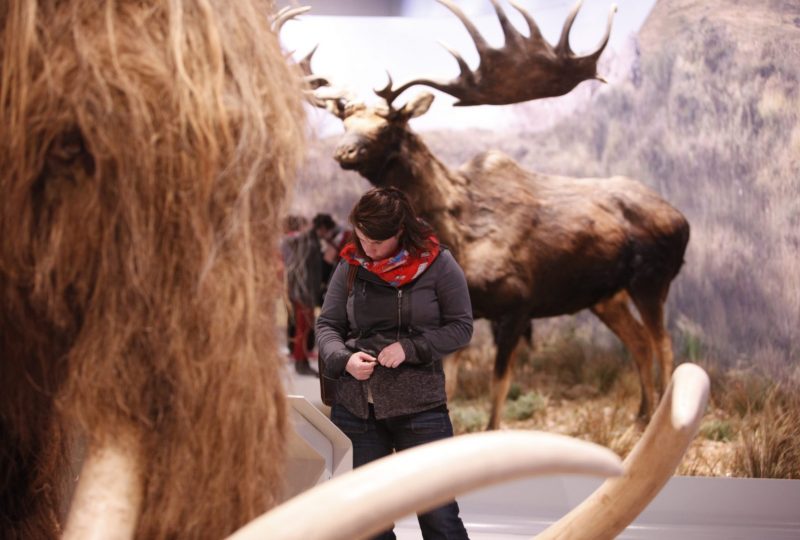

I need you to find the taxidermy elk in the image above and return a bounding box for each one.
[313,0,690,429]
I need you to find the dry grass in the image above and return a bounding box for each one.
[730,384,800,479]
[448,320,800,479]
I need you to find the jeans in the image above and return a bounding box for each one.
[331,404,469,540]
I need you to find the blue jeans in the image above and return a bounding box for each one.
[331,404,469,540]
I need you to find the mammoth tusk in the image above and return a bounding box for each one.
[63,441,143,540]
[535,362,710,540]
[227,431,622,540]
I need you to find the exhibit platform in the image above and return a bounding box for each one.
[395,475,800,539]
[283,361,800,539]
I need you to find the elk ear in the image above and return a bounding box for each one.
[325,98,348,119]
[398,92,434,120]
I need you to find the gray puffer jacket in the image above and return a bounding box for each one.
[316,249,473,419]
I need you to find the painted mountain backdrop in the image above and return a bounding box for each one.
[293,0,800,369]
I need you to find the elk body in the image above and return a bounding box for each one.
[320,0,690,429]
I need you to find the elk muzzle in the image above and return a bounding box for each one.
[333,136,367,169]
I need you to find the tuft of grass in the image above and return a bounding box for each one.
[451,367,492,400]
[678,443,730,477]
[504,391,547,421]
[699,418,734,442]
[550,344,587,387]
[526,325,584,382]
[691,358,727,408]
[506,382,523,401]
[570,402,638,457]
[449,402,490,434]
[719,368,775,416]
[583,352,625,394]
[449,323,495,400]
[730,388,800,479]
[525,320,626,394]
[681,333,707,363]
[674,316,709,365]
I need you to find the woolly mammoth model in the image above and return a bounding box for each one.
[0,1,305,537]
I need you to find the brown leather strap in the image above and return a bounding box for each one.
[346,264,358,295]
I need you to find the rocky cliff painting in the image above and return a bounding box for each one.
[289,0,800,478]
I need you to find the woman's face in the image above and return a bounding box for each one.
[355,228,401,262]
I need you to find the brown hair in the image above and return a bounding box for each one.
[348,187,433,258]
[0,1,305,538]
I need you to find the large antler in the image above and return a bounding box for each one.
[272,6,327,89]
[377,0,616,107]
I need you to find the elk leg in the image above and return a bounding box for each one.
[630,291,673,398]
[443,350,461,400]
[486,313,530,430]
[591,291,655,420]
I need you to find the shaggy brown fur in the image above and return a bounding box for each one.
[1,1,305,538]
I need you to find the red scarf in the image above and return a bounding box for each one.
[340,235,440,288]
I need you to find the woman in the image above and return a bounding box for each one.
[316,187,473,540]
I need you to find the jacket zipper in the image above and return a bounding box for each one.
[397,288,403,341]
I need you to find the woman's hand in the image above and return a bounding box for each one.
[345,351,377,380]
[377,342,406,369]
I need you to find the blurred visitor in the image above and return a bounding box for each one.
[281,215,321,376]
[313,212,352,305]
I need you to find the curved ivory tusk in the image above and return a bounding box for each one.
[63,442,142,540]
[227,431,622,540]
[535,362,710,540]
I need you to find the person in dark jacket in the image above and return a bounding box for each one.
[312,212,352,305]
[281,215,322,376]
[316,187,473,540]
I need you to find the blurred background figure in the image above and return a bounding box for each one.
[313,213,352,304]
[281,215,322,376]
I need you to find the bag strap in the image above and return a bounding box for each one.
[346,264,358,296]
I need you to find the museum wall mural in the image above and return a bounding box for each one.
[286,0,800,478]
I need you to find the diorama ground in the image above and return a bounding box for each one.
[289,308,799,479]
[450,378,734,477]
[447,320,800,479]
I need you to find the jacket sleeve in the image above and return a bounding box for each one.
[315,261,353,377]
[400,250,473,365]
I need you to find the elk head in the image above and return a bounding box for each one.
[324,92,434,182]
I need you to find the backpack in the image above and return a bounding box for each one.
[319,264,358,407]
